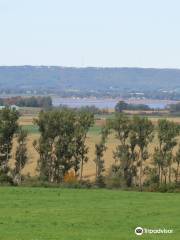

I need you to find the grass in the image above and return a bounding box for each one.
[96,113,180,123]
[22,124,102,135]
[89,125,102,135]
[22,125,39,134]
[20,114,180,135]
[95,113,115,119]
[0,187,179,240]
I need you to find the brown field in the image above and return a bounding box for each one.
[123,110,169,115]
[18,115,36,126]
[19,107,41,116]
[148,116,180,124]
[10,114,180,180]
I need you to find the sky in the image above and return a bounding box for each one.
[0,0,180,68]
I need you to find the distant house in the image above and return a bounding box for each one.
[10,105,19,110]
[0,105,19,111]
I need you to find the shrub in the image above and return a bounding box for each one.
[64,171,77,184]
[95,175,106,188]
[0,173,14,185]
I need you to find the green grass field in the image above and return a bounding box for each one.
[0,187,179,240]
[22,125,39,134]
[22,124,102,135]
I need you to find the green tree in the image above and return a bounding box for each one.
[14,128,28,184]
[174,145,180,183]
[0,108,19,179]
[153,147,164,184]
[74,110,94,179]
[34,109,94,183]
[133,116,154,190]
[34,109,76,183]
[33,110,60,182]
[94,127,109,186]
[108,114,137,187]
[115,101,128,113]
[153,119,179,184]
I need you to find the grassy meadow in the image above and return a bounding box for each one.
[0,187,179,240]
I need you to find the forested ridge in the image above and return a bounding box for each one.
[1,66,180,92]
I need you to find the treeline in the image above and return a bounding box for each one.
[168,102,180,113]
[57,104,108,115]
[1,108,180,192]
[115,101,151,112]
[0,96,52,108]
[143,90,180,101]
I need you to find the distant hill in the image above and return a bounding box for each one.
[0,66,180,93]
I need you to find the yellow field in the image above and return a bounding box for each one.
[18,115,36,126]
[148,116,180,124]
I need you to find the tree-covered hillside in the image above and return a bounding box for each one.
[0,66,180,92]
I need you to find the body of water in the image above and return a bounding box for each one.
[52,97,176,110]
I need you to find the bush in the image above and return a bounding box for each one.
[105,176,122,189]
[0,173,14,185]
[158,183,178,193]
[20,175,93,189]
[64,171,77,184]
[105,165,124,189]
[95,176,106,188]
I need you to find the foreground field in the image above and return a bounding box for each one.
[0,187,179,240]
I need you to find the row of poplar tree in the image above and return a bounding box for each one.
[0,108,28,184]
[107,114,180,190]
[0,107,180,190]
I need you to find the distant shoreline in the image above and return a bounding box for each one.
[0,94,179,109]
[52,97,179,109]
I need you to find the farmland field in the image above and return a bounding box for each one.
[0,187,179,240]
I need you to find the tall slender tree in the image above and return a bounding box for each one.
[0,108,19,179]
[153,119,179,184]
[74,110,94,179]
[133,116,154,190]
[94,127,109,186]
[108,114,138,187]
[14,128,28,184]
[173,144,180,183]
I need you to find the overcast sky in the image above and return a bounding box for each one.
[0,0,180,68]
